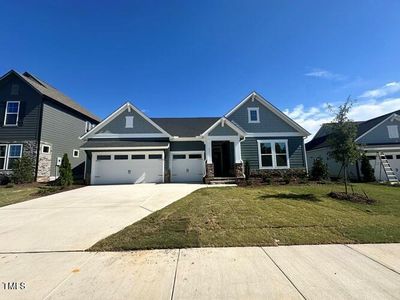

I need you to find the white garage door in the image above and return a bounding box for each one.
[91,152,164,185]
[171,151,205,183]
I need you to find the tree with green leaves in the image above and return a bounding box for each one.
[360,154,375,182]
[327,98,360,194]
[58,153,73,186]
[11,155,35,184]
[310,158,328,181]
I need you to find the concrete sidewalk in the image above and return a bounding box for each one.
[1,244,399,300]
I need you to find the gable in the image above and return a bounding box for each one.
[96,107,163,135]
[208,123,238,136]
[357,115,400,144]
[227,97,298,133]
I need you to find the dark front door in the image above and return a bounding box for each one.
[212,141,234,177]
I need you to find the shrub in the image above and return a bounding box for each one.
[11,155,35,184]
[58,154,73,186]
[0,174,11,185]
[360,154,375,182]
[310,158,328,181]
[244,161,251,179]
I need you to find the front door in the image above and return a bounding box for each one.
[212,141,233,177]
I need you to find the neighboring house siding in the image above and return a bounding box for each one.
[97,108,162,134]
[357,118,400,144]
[170,141,205,151]
[41,100,88,178]
[0,73,42,141]
[228,100,297,133]
[209,124,237,136]
[241,136,305,170]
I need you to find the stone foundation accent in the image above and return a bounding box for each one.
[234,162,245,179]
[37,142,52,182]
[204,163,214,183]
[164,168,171,183]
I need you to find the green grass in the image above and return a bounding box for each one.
[90,183,400,251]
[0,184,83,208]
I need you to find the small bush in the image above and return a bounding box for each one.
[58,154,73,186]
[5,183,14,188]
[0,174,11,185]
[36,186,63,196]
[310,158,328,181]
[244,161,250,179]
[360,154,375,182]
[11,155,35,184]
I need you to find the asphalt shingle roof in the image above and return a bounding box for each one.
[151,117,220,137]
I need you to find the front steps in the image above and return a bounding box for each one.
[208,177,237,184]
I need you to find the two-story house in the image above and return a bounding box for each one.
[0,70,100,182]
[80,92,310,184]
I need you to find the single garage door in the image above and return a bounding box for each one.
[92,152,164,185]
[171,151,205,182]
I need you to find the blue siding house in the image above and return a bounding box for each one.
[81,92,310,184]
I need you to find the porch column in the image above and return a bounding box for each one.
[234,139,242,163]
[204,139,214,182]
[205,139,212,163]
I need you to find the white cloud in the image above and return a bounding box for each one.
[305,68,345,81]
[359,81,400,98]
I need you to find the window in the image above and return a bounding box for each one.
[42,145,51,153]
[173,154,186,159]
[7,144,22,170]
[396,155,400,159]
[387,125,399,139]
[97,155,111,160]
[4,101,20,126]
[73,149,80,158]
[132,154,145,159]
[386,155,393,159]
[149,154,162,159]
[258,140,289,169]
[248,107,260,123]
[114,155,128,160]
[125,116,134,128]
[189,154,202,159]
[0,145,6,170]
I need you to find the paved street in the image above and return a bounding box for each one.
[1,244,399,300]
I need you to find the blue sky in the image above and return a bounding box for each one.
[1,1,400,136]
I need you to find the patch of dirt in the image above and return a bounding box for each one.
[328,191,376,204]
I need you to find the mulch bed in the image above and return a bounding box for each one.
[328,191,376,204]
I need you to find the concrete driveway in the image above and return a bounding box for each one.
[0,184,204,252]
[1,244,399,299]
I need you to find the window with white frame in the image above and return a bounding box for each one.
[125,116,134,128]
[7,144,23,170]
[258,140,289,169]
[4,101,20,126]
[0,145,7,170]
[73,149,80,158]
[85,121,96,133]
[387,125,399,139]
[248,107,260,123]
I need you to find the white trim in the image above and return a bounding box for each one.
[3,101,20,126]
[41,144,51,154]
[6,144,23,170]
[0,144,7,170]
[81,145,169,151]
[360,146,400,151]
[387,125,399,139]
[201,117,246,137]
[247,107,260,123]
[355,113,397,142]
[170,136,204,141]
[303,137,308,174]
[225,92,310,136]
[245,132,303,137]
[72,149,80,158]
[257,139,290,169]
[89,133,169,139]
[80,102,171,140]
[125,115,134,128]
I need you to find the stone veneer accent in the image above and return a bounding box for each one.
[205,163,214,183]
[37,142,52,182]
[0,140,38,178]
[234,162,245,178]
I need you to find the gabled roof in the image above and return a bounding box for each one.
[152,117,219,137]
[0,70,100,122]
[306,109,400,151]
[225,91,311,136]
[201,117,247,137]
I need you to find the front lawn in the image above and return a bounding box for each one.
[0,183,84,208]
[90,183,400,251]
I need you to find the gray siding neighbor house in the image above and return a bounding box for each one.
[306,110,400,182]
[0,70,100,182]
[80,92,310,185]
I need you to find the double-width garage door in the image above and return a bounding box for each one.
[91,152,164,185]
[171,151,205,183]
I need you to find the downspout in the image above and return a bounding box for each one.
[303,137,309,175]
[34,100,44,181]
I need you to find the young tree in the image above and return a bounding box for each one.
[360,154,375,182]
[327,98,360,194]
[58,153,73,186]
[310,158,328,181]
[11,155,35,184]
